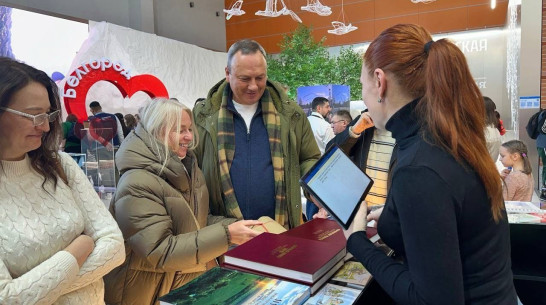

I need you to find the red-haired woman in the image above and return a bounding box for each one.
[345,24,517,305]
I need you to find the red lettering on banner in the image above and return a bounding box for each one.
[63,60,169,122]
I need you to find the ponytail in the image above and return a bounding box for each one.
[502,140,532,175]
[364,24,504,222]
[417,39,504,222]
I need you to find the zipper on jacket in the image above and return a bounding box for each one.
[181,162,197,215]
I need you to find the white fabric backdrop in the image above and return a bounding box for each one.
[59,21,227,117]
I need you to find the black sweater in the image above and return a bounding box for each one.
[347,99,517,305]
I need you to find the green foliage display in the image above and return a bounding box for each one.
[267,24,362,101]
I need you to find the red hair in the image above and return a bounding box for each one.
[364,24,503,222]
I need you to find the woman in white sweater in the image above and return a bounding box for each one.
[0,57,125,304]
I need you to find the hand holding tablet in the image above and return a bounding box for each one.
[300,144,374,230]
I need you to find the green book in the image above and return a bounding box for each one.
[159,267,311,305]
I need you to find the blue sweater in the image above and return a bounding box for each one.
[227,99,275,220]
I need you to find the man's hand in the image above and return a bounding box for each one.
[352,113,374,134]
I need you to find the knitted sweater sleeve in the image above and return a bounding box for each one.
[0,251,80,305]
[58,153,125,294]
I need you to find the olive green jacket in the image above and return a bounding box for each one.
[104,125,235,305]
[193,79,321,228]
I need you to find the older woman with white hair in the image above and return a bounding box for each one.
[104,98,261,305]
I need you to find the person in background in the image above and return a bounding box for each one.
[193,39,320,229]
[104,98,261,305]
[134,113,141,124]
[484,96,501,161]
[344,24,517,305]
[535,110,546,201]
[62,113,82,153]
[308,96,334,155]
[115,112,130,138]
[324,110,394,213]
[88,101,124,148]
[495,111,506,136]
[123,113,137,132]
[499,140,534,201]
[330,109,352,135]
[0,57,124,304]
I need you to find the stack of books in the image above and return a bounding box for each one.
[223,218,347,294]
[159,218,385,304]
[159,267,311,305]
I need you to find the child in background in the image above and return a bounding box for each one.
[499,140,534,201]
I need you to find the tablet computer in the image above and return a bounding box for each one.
[300,144,374,230]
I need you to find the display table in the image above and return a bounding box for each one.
[510,222,546,305]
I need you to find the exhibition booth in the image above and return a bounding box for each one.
[1,0,545,304]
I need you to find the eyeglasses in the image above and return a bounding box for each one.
[331,120,347,125]
[0,107,60,126]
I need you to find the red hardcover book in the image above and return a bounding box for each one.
[222,259,344,294]
[282,218,379,245]
[224,232,346,284]
[281,218,346,248]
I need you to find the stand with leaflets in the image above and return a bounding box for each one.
[79,127,117,207]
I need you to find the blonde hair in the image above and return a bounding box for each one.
[139,98,198,173]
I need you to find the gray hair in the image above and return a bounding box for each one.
[334,109,353,123]
[139,98,198,173]
[227,39,267,72]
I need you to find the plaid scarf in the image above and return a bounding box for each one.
[217,90,288,227]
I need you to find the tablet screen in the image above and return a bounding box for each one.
[300,144,374,229]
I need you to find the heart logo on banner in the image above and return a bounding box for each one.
[63,62,169,122]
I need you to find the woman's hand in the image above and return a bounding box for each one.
[352,112,375,134]
[228,220,263,245]
[367,207,384,228]
[64,235,95,267]
[343,201,368,240]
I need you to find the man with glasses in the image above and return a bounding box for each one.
[330,109,352,135]
[326,111,395,208]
